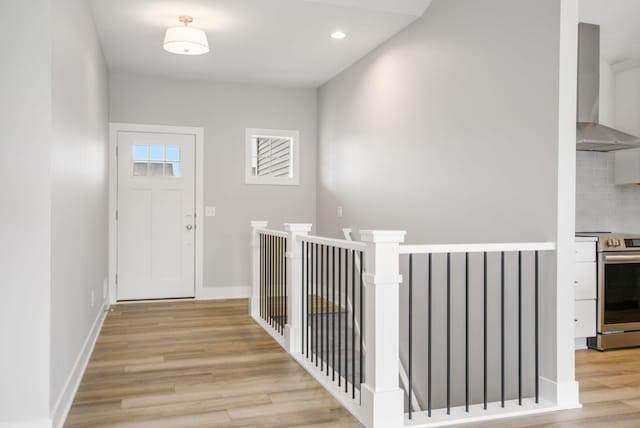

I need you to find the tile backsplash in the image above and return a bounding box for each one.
[576,151,640,233]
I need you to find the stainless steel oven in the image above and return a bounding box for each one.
[585,234,640,350]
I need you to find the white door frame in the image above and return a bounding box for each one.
[109,123,204,304]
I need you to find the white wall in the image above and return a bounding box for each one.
[317,0,576,409]
[0,1,52,425]
[615,66,640,136]
[109,73,317,292]
[50,0,109,423]
[599,60,615,127]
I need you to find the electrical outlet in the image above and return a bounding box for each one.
[337,206,343,218]
[206,206,216,217]
[91,290,95,307]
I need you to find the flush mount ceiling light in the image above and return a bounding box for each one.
[330,31,347,40]
[163,16,209,55]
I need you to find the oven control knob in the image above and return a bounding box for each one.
[607,239,614,247]
[614,239,621,247]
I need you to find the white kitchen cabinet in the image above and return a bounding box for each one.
[574,300,597,339]
[574,238,597,349]
[574,262,597,300]
[575,241,596,262]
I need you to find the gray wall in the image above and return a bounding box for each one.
[0,0,52,423]
[109,73,317,290]
[317,0,562,409]
[50,0,110,418]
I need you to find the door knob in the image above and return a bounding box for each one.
[186,224,193,231]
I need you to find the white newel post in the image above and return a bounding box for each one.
[360,230,406,428]
[250,221,268,317]
[284,223,312,353]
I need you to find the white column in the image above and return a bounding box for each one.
[360,230,406,428]
[284,223,312,353]
[249,221,268,317]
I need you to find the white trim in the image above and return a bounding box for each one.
[552,0,581,409]
[251,313,287,348]
[539,377,581,410]
[404,399,560,427]
[399,242,556,255]
[258,229,289,238]
[197,286,251,300]
[245,128,300,186]
[51,303,108,428]
[0,420,51,428]
[290,352,365,426]
[108,123,204,304]
[297,234,367,252]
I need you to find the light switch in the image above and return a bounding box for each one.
[206,206,216,217]
[337,206,343,218]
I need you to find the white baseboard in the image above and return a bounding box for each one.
[0,419,51,428]
[539,376,581,409]
[574,338,587,350]
[197,285,251,300]
[51,303,109,428]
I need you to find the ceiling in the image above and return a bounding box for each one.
[580,0,640,67]
[89,0,433,88]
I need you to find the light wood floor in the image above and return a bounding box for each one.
[66,299,640,428]
[65,299,360,427]
[468,348,640,427]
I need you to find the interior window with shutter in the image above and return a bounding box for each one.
[246,129,300,185]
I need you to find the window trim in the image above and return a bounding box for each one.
[245,128,300,185]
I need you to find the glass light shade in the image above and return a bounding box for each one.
[163,26,209,55]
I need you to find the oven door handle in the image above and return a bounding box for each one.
[604,254,640,262]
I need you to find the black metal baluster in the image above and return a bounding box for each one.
[501,251,505,408]
[409,254,413,419]
[359,250,364,391]
[351,249,356,399]
[315,243,319,366]
[268,235,272,326]
[338,248,342,387]
[345,248,349,393]
[483,252,488,410]
[518,251,522,406]
[304,242,308,353]
[320,245,324,370]
[535,251,540,404]
[428,253,432,417]
[311,243,315,362]
[278,236,281,331]
[277,237,280,332]
[284,237,288,330]
[333,246,336,382]
[258,234,264,318]
[447,253,451,415]
[326,245,330,376]
[465,252,469,413]
[306,242,310,358]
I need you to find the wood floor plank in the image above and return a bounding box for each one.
[66,299,640,427]
[65,299,361,427]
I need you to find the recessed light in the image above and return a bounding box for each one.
[331,31,346,40]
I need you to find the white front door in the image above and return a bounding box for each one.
[116,131,196,300]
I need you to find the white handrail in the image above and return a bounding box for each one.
[297,234,366,252]
[399,242,556,255]
[258,229,289,238]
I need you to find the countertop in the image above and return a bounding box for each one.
[575,236,598,242]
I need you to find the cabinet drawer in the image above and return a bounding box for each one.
[575,242,596,262]
[574,262,597,300]
[574,300,596,338]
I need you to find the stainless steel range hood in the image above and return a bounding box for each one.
[577,23,640,151]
